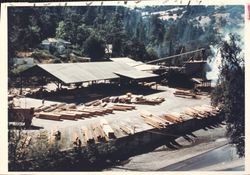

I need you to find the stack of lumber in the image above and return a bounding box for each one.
[135,96,165,105]
[141,112,169,129]
[85,100,102,107]
[100,119,116,139]
[119,122,135,135]
[105,93,165,105]
[81,106,113,115]
[36,112,61,121]
[35,103,66,113]
[174,90,197,99]
[91,123,106,142]
[82,126,95,144]
[55,111,77,120]
[182,105,220,119]
[161,113,184,123]
[110,104,136,111]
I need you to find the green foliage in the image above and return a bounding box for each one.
[56,21,67,39]
[146,47,159,60]
[211,34,245,157]
[84,34,105,61]
[8,6,243,63]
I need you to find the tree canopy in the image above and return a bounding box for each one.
[211,34,245,157]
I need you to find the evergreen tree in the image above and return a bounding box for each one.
[211,34,245,157]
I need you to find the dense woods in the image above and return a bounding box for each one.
[8,5,244,63]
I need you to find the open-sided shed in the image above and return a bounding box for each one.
[20,62,158,85]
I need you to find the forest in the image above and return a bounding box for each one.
[8,5,244,65]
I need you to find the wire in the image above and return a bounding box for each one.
[133,48,205,66]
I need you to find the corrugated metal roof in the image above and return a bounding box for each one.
[110,57,161,71]
[25,61,158,84]
[110,57,142,66]
[114,70,158,80]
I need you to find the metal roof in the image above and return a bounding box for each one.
[114,70,158,80]
[110,57,161,71]
[110,57,143,67]
[22,62,158,84]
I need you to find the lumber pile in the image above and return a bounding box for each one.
[119,122,135,135]
[140,112,169,129]
[161,113,184,123]
[135,96,165,105]
[36,112,61,121]
[55,111,77,120]
[110,104,136,111]
[182,105,220,119]
[174,90,198,99]
[100,119,116,139]
[91,123,106,142]
[103,93,165,105]
[82,126,95,144]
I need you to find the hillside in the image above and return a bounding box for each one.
[8,5,244,69]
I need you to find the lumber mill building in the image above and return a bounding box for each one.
[20,61,160,89]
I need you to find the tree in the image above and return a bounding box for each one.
[55,21,67,39]
[84,34,105,61]
[211,34,245,157]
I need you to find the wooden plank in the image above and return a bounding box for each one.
[151,115,169,125]
[114,104,136,110]
[91,123,107,142]
[82,126,94,144]
[119,123,134,135]
[56,112,76,120]
[100,119,115,139]
[143,117,162,129]
[111,105,128,111]
[66,103,77,109]
[162,114,183,123]
[37,112,61,121]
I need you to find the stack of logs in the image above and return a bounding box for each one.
[141,105,220,129]
[134,96,165,105]
[35,103,136,121]
[174,90,198,99]
[103,93,165,105]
